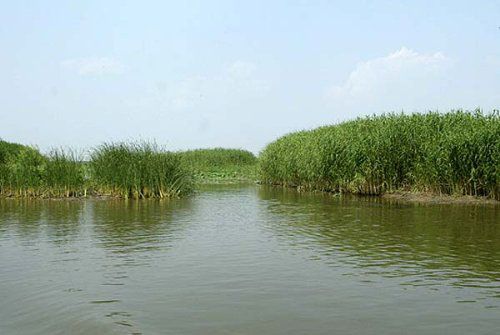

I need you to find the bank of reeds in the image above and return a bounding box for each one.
[90,142,193,198]
[0,140,193,198]
[179,148,258,183]
[0,141,86,197]
[259,110,500,200]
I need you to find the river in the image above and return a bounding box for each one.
[1,185,499,334]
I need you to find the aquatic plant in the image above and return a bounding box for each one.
[0,141,86,197]
[1,140,195,199]
[0,140,26,164]
[0,144,46,197]
[179,148,258,183]
[43,149,86,197]
[90,142,193,198]
[259,110,500,199]
[180,148,256,168]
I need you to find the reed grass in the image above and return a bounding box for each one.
[90,142,193,198]
[1,140,193,198]
[0,141,85,197]
[180,148,257,168]
[43,149,86,197]
[259,110,500,200]
[0,143,45,197]
[179,148,258,183]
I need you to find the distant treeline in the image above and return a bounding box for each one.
[0,141,256,199]
[260,110,499,200]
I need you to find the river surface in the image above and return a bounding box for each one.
[1,185,499,335]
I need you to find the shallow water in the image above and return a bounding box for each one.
[0,185,499,335]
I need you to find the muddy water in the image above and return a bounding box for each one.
[1,185,499,334]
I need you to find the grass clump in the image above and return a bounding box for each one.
[0,140,85,197]
[90,142,193,198]
[43,149,86,197]
[259,110,500,200]
[1,140,192,199]
[0,140,26,164]
[179,148,258,183]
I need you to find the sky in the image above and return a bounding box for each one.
[1,0,499,153]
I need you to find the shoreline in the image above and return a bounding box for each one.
[381,191,499,205]
[258,183,499,206]
[1,184,498,205]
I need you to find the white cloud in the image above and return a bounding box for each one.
[61,57,124,76]
[326,47,452,112]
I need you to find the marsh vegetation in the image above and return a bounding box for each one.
[0,141,85,198]
[179,148,258,183]
[0,141,257,198]
[260,110,499,200]
[0,141,193,198]
[2,110,499,200]
[90,142,193,198]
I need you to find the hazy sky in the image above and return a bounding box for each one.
[1,1,499,153]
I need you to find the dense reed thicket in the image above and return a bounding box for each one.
[0,140,26,163]
[3,111,498,200]
[260,111,500,200]
[0,140,85,197]
[179,148,258,182]
[180,148,257,168]
[90,142,193,198]
[0,141,255,197]
[0,140,193,198]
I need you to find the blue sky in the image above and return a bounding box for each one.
[1,0,499,153]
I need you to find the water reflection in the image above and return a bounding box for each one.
[258,186,500,300]
[0,197,193,256]
[0,197,193,335]
[1,186,499,334]
[91,198,192,254]
[0,199,84,244]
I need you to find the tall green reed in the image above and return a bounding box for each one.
[260,110,499,199]
[179,148,257,169]
[90,142,193,198]
[0,142,85,197]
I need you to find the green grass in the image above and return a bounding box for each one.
[3,111,498,200]
[0,142,256,198]
[0,140,86,197]
[0,140,26,165]
[259,110,500,200]
[0,142,45,196]
[90,142,193,198]
[179,148,258,183]
[0,140,193,198]
[44,149,86,197]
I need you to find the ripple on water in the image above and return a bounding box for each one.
[0,187,499,334]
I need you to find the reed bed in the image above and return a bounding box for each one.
[179,148,258,182]
[1,140,193,198]
[90,142,193,198]
[0,141,85,197]
[43,149,86,197]
[180,148,257,169]
[259,110,500,200]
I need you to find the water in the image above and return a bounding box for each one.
[1,185,499,335]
